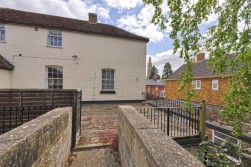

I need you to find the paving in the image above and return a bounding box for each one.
[68,103,145,167]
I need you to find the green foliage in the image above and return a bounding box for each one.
[143,0,251,137]
[162,62,173,78]
[196,140,243,167]
[149,65,161,79]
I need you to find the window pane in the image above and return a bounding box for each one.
[48,31,62,47]
[0,31,5,41]
[47,67,63,89]
[197,81,200,88]
[102,69,115,90]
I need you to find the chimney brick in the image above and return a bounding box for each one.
[196,53,205,62]
[88,13,97,24]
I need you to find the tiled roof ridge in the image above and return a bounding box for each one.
[0,8,149,42]
[167,59,213,79]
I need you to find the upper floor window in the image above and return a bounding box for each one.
[47,30,62,47]
[192,80,201,90]
[102,69,115,91]
[147,86,151,93]
[0,23,5,42]
[46,66,63,89]
[212,80,218,90]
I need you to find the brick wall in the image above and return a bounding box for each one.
[165,77,230,105]
[145,85,165,96]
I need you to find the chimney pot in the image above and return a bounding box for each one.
[196,53,205,62]
[88,13,97,24]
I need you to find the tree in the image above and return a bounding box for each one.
[162,62,173,79]
[149,65,160,79]
[143,0,250,137]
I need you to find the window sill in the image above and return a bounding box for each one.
[212,89,219,91]
[46,46,63,49]
[100,90,116,94]
[0,41,6,43]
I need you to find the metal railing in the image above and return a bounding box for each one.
[137,106,201,138]
[0,105,61,134]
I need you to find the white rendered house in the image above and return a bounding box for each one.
[0,8,149,102]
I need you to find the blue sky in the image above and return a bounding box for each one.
[0,0,220,75]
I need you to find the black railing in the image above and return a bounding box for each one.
[142,92,165,101]
[137,107,200,137]
[0,105,63,134]
[142,92,200,108]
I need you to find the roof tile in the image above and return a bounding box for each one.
[0,8,149,42]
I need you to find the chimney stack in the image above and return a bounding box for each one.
[196,53,205,62]
[88,13,97,24]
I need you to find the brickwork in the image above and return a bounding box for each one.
[145,85,165,96]
[165,77,230,105]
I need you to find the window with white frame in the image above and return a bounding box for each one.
[147,86,151,93]
[160,90,165,97]
[102,69,115,91]
[156,86,158,90]
[0,23,5,42]
[192,80,201,89]
[47,66,63,89]
[212,130,241,164]
[212,80,218,90]
[47,30,62,47]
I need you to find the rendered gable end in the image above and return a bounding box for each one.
[0,8,148,101]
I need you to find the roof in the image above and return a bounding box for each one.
[0,55,14,70]
[0,8,149,42]
[168,59,213,79]
[146,79,165,86]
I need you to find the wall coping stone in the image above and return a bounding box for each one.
[0,107,72,166]
[118,105,204,167]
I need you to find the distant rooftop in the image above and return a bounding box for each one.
[167,59,213,79]
[145,79,165,86]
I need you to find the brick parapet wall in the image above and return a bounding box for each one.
[165,77,230,105]
[0,107,72,167]
[118,105,204,167]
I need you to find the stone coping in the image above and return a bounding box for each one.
[119,105,204,167]
[0,107,71,166]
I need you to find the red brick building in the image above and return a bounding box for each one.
[145,79,165,97]
[165,53,230,105]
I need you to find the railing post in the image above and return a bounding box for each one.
[167,108,170,136]
[200,100,206,141]
[19,90,23,107]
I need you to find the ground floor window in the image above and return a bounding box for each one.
[46,66,63,89]
[102,69,114,91]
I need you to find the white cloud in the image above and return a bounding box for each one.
[147,49,210,76]
[117,4,171,43]
[0,0,110,21]
[147,49,184,76]
[201,12,218,25]
[103,0,142,9]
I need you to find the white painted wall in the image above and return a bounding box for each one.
[0,24,147,101]
[0,69,10,88]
